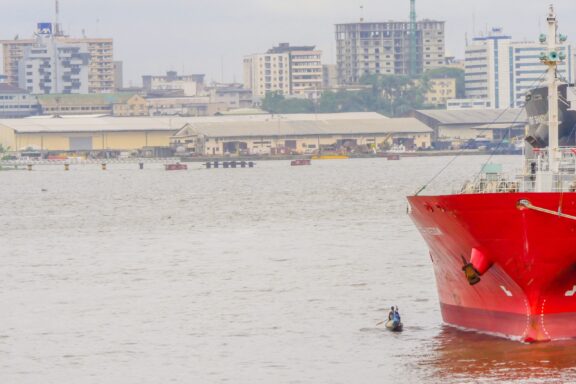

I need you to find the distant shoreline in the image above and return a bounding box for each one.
[179,151,522,162]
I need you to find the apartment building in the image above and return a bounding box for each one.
[1,25,115,93]
[207,84,253,109]
[18,37,90,94]
[465,28,573,108]
[425,78,456,106]
[67,38,114,93]
[0,83,40,118]
[243,43,323,98]
[142,71,205,97]
[335,20,445,84]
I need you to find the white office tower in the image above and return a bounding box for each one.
[465,28,573,108]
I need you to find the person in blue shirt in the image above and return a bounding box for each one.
[393,307,401,325]
[388,306,395,321]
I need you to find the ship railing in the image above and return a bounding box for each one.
[522,148,576,192]
[458,147,576,194]
[520,178,576,193]
[459,176,521,194]
[529,147,576,174]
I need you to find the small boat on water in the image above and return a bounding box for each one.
[386,154,401,160]
[165,163,188,171]
[385,319,403,332]
[291,159,311,166]
[379,306,403,332]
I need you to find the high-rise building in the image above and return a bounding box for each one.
[243,43,323,98]
[464,28,573,108]
[335,20,445,84]
[18,36,90,94]
[1,24,115,93]
[66,37,114,93]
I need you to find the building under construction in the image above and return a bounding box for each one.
[335,2,445,84]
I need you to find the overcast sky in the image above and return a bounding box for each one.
[2,0,576,86]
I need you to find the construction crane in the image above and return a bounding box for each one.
[409,0,417,76]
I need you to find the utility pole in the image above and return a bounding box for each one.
[409,0,417,77]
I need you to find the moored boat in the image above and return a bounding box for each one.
[408,7,576,342]
[291,159,311,166]
[165,163,188,171]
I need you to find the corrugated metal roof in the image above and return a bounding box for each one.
[416,109,527,125]
[472,122,526,130]
[177,118,431,138]
[36,93,139,106]
[0,113,431,136]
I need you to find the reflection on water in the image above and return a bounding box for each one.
[423,326,576,383]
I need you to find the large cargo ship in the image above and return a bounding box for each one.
[408,6,576,342]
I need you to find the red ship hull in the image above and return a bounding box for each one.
[408,193,576,342]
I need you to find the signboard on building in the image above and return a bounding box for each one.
[37,23,53,35]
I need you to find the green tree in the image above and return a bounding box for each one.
[261,91,286,114]
[261,91,314,114]
[263,71,438,117]
[360,74,428,116]
[318,91,367,113]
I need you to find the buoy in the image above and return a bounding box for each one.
[64,163,70,171]
[101,163,107,171]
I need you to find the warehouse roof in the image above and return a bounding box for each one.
[415,109,527,126]
[174,117,431,138]
[36,93,140,107]
[0,113,412,134]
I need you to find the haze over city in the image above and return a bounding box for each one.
[5,1,576,382]
[2,0,576,84]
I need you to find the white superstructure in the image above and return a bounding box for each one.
[464,27,573,109]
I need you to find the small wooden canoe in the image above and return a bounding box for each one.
[385,320,403,332]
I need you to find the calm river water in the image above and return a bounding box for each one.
[2,156,576,384]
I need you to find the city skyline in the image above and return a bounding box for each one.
[1,0,576,85]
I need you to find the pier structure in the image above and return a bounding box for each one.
[0,157,181,171]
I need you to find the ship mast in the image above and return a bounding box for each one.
[545,5,560,173]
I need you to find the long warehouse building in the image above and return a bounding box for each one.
[0,113,432,153]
